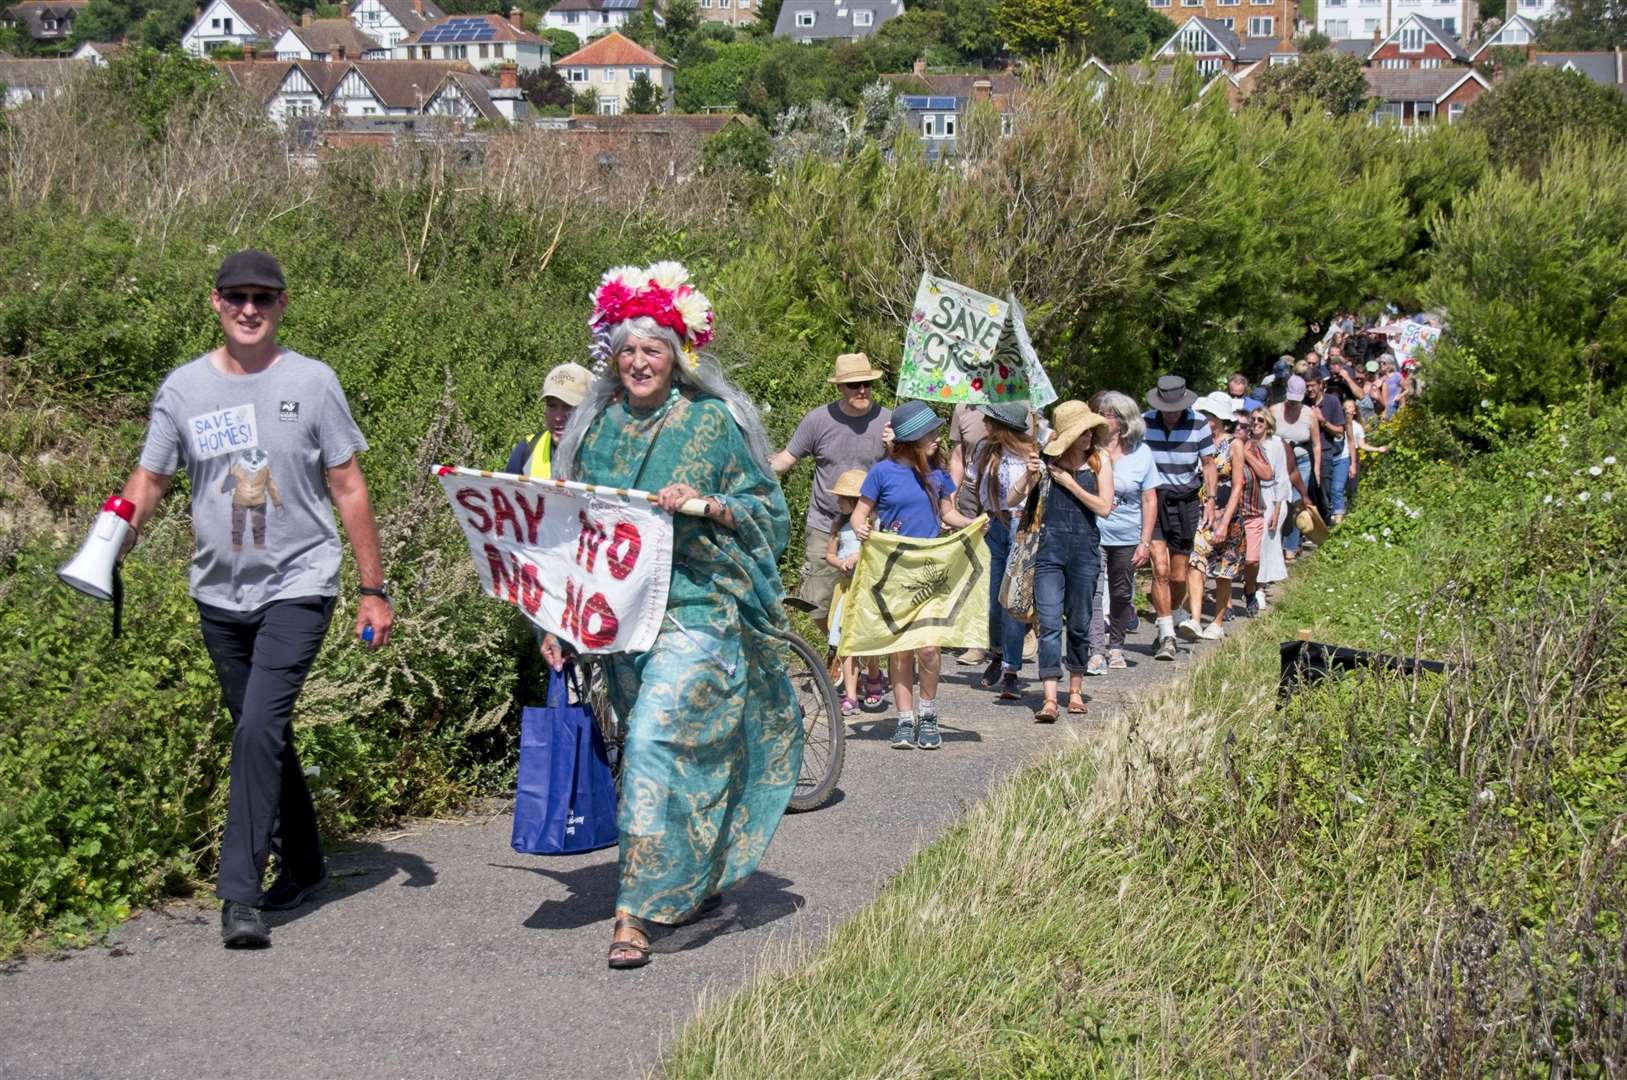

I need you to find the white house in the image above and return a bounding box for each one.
[181,0,293,55]
[273,14,385,60]
[1316,0,1473,43]
[0,57,80,107]
[424,66,528,123]
[70,40,125,66]
[542,0,645,34]
[555,31,673,114]
[399,10,550,72]
[1468,13,1537,60]
[349,0,443,51]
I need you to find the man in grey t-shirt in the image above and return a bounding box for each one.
[115,250,393,950]
[770,352,891,634]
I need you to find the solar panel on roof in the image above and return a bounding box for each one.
[926,96,956,109]
[900,95,931,108]
[602,0,639,9]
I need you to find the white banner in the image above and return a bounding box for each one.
[434,466,673,654]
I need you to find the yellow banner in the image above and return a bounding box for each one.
[838,517,991,657]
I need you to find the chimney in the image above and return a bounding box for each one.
[509,5,524,28]
[336,43,346,59]
[912,56,925,77]
[1372,23,1382,44]
[499,62,518,88]
[971,78,991,103]
[301,9,311,25]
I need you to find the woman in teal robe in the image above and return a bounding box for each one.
[555,314,802,969]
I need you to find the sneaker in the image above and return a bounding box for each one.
[1154,635,1178,662]
[1200,621,1225,640]
[979,655,1004,689]
[1244,593,1260,618]
[890,716,917,749]
[262,863,329,912]
[1085,654,1107,677]
[998,673,1023,701]
[1107,648,1128,670]
[957,648,990,666]
[1176,618,1202,642]
[840,696,859,717]
[220,901,270,949]
[1126,611,1139,634]
[915,714,941,750]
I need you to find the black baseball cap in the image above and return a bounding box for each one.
[215,250,286,291]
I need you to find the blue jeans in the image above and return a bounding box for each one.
[1328,455,1350,516]
[1282,450,1311,553]
[1034,527,1100,680]
[985,517,1028,673]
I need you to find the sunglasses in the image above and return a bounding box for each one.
[840,382,872,391]
[219,289,282,309]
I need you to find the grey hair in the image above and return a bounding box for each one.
[1095,391,1146,451]
[554,316,775,480]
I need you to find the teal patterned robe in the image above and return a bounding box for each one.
[576,388,802,924]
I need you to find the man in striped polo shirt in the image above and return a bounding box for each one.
[1142,375,1217,661]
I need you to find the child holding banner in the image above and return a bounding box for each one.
[824,469,867,716]
[851,401,979,751]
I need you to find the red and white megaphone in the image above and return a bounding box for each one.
[59,495,137,636]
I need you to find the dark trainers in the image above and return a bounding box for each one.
[979,655,1004,689]
[1245,593,1260,618]
[890,716,917,749]
[998,673,1022,700]
[915,714,941,750]
[262,863,330,912]
[1154,635,1178,662]
[220,901,270,949]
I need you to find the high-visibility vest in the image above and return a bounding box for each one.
[524,431,553,481]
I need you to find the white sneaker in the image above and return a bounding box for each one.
[1200,622,1226,640]
[1176,618,1202,642]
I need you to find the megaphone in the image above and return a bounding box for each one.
[59,495,136,636]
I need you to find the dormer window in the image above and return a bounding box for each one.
[796,10,814,25]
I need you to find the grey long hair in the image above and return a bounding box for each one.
[1093,390,1147,451]
[554,316,775,481]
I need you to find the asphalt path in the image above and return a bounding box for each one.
[0,615,1216,1080]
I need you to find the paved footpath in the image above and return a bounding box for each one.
[0,619,1211,1080]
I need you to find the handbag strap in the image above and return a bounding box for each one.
[547,661,584,708]
[1021,469,1051,533]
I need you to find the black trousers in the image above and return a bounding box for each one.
[197,595,335,906]
[1101,544,1138,649]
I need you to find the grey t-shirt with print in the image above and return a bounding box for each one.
[138,350,369,612]
[785,401,892,532]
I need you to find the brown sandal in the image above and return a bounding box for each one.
[1066,693,1088,715]
[607,914,651,970]
[1034,701,1060,723]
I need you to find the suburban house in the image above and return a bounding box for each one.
[182,0,293,55]
[541,0,646,35]
[3,0,85,45]
[1467,12,1536,59]
[218,56,527,126]
[70,40,125,65]
[1364,65,1488,124]
[773,0,904,43]
[399,10,550,72]
[1527,50,1627,89]
[1366,14,1470,70]
[696,0,755,29]
[273,14,386,60]
[1503,0,1559,24]
[0,56,80,105]
[1153,17,1299,78]
[1146,0,1296,47]
[1316,0,1472,43]
[349,0,444,51]
[555,31,673,114]
[881,63,1026,160]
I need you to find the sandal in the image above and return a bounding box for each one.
[1034,701,1060,723]
[840,695,859,717]
[863,674,887,708]
[1067,693,1088,716]
[607,914,652,970]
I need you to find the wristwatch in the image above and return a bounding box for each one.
[359,582,391,603]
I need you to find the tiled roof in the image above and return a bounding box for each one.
[345,58,481,107]
[0,56,79,88]
[285,18,381,55]
[4,0,86,38]
[378,0,444,32]
[1368,14,1469,62]
[401,12,544,45]
[773,0,903,40]
[1530,51,1623,87]
[547,0,619,11]
[557,112,748,135]
[556,30,670,68]
[211,0,293,39]
[1364,65,1483,102]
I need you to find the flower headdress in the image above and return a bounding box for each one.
[589,261,715,371]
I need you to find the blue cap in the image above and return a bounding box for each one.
[1247,386,1270,404]
[891,400,945,443]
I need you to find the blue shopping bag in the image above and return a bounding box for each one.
[511,665,618,855]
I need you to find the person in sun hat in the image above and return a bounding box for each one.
[852,399,979,751]
[1180,393,1269,641]
[771,352,892,704]
[823,467,870,716]
[504,362,593,480]
[1141,375,1217,662]
[1030,400,1114,722]
[968,398,1043,700]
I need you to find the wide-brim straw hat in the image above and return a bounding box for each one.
[1043,400,1110,458]
[1296,505,1330,544]
[1145,374,1197,412]
[831,468,867,499]
[828,352,885,384]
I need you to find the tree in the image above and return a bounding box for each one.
[626,71,661,112]
[752,0,786,35]
[573,85,599,113]
[1082,0,1173,62]
[70,0,130,44]
[1467,64,1627,170]
[1298,29,1330,52]
[536,27,580,59]
[519,65,575,111]
[73,0,196,48]
[1248,50,1370,120]
[701,119,772,175]
[675,38,770,112]
[995,0,1100,57]
[659,0,701,54]
[1538,0,1627,50]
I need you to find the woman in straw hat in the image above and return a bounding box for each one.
[969,400,1044,700]
[1033,401,1115,721]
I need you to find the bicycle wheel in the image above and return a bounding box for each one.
[778,630,844,812]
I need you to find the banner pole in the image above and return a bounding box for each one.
[431,465,709,517]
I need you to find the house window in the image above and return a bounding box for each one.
[1362,17,1379,31]
[700,0,711,7]
[1196,57,1222,75]
[1181,0,1201,7]
[1421,57,1441,68]
[1248,16,1272,35]
[740,0,750,8]
[1448,101,1465,121]
[363,106,377,114]
[796,10,814,25]
[720,0,732,7]
[1269,53,1296,64]
[1177,23,1210,50]
[1324,18,1348,34]
[1148,0,1169,7]
[478,43,489,57]
[1415,100,1434,121]
[211,16,220,26]
[1373,100,1402,124]
[568,67,587,82]
[1439,16,1455,32]
[1380,57,1407,68]
[565,10,578,20]
[598,95,618,114]
[1215,17,1233,28]
[602,67,614,81]
[853,9,873,24]
[1398,25,1425,51]
[1504,25,1529,41]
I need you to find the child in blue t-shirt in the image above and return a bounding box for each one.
[852,401,978,751]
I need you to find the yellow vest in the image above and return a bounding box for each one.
[524,430,553,481]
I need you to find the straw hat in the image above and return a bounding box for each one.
[1295,505,1331,544]
[831,468,867,499]
[827,352,885,384]
[1042,400,1110,458]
